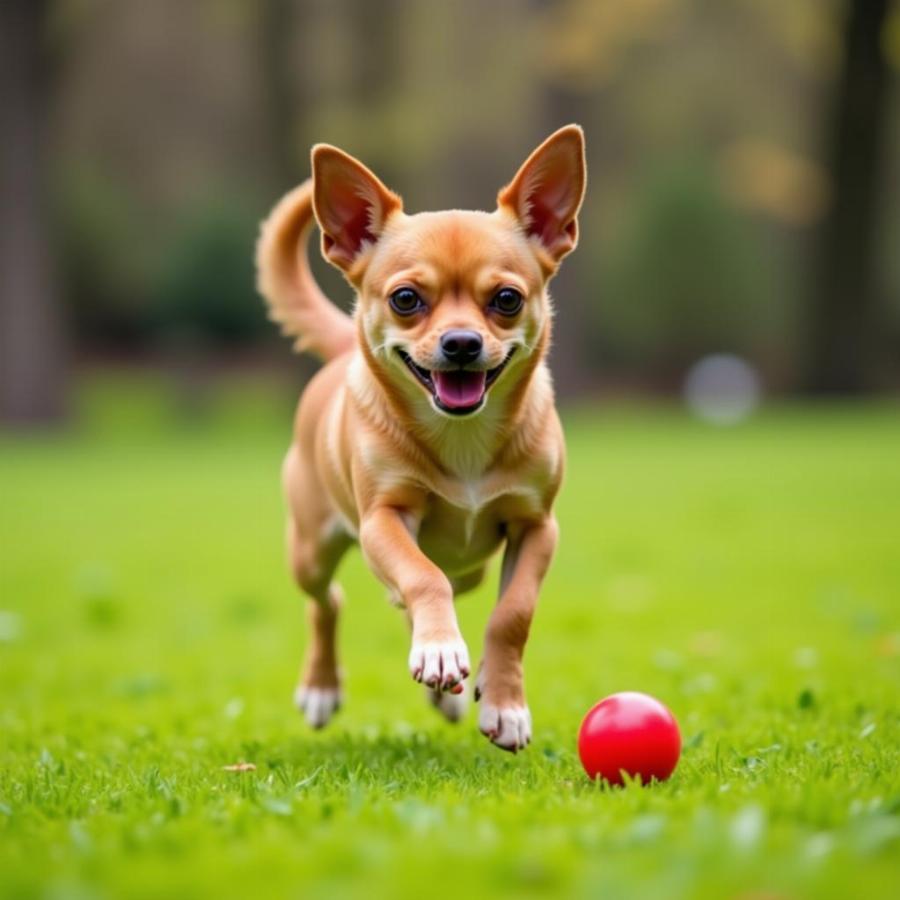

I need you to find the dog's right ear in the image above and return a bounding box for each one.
[311,145,402,272]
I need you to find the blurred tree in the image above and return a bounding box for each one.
[153,198,269,346]
[0,0,67,425]
[600,159,769,376]
[259,0,298,190]
[540,86,593,399]
[807,0,893,393]
[534,0,593,398]
[342,0,402,187]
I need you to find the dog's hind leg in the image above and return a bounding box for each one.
[282,442,353,729]
[451,567,486,597]
[287,515,352,729]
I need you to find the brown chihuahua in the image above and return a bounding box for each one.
[256,125,586,751]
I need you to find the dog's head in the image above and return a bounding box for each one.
[311,126,586,418]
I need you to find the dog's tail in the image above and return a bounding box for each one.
[255,180,355,362]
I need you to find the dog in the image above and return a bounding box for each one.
[255,125,586,751]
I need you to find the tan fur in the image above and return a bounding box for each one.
[256,126,586,751]
[255,182,355,361]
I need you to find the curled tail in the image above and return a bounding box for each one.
[255,180,355,362]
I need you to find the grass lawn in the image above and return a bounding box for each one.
[1,374,899,899]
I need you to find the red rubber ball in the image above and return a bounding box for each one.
[578,692,681,785]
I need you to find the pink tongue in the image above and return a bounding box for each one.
[433,370,487,409]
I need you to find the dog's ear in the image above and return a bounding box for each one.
[497,125,586,266]
[311,145,402,272]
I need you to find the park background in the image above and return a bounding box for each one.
[3,0,900,411]
[1,1,899,899]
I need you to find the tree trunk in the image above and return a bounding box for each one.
[344,0,402,186]
[806,0,892,394]
[527,0,594,401]
[0,0,67,425]
[258,0,298,191]
[540,76,593,400]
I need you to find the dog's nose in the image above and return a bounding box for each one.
[440,330,483,365]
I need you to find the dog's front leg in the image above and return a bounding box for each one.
[359,506,470,691]
[476,516,558,752]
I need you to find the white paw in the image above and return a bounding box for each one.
[478,703,532,752]
[294,685,341,729]
[408,637,470,691]
[426,680,469,722]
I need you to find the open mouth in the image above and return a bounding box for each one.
[397,349,515,416]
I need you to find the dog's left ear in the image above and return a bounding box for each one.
[497,125,586,266]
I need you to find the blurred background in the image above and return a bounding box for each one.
[1,0,898,428]
[2,8,899,896]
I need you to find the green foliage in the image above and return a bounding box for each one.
[57,165,157,342]
[1,376,899,898]
[599,158,775,368]
[56,171,273,349]
[152,198,271,345]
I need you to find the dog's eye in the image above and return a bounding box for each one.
[490,288,524,317]
[389,288,424,316]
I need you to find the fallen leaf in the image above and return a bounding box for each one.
[222,762,256,772]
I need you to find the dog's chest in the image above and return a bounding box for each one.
[416,478,543,576]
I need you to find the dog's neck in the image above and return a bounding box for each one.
[348,351,551,480]
[410,394,511,479]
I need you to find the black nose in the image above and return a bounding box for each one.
[440,330,483,365]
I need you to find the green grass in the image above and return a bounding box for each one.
[1,374,899,899]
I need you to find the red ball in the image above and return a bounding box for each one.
[578,692,681,785]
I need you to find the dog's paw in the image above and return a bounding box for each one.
[294,685,341,729]
[408,637,470,691]
[426,680,469,722]
[478,702,532,752]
